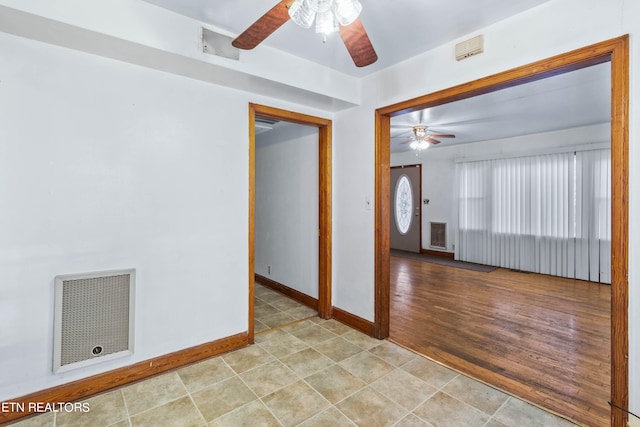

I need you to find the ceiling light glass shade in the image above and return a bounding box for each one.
[288,0,316,29]
[334,0,361,26]
[316,10,339,34]
[308,0,333,13]
[410,140,429,150]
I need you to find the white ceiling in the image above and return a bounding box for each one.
[142,0,551,76]
[139,1,609,150]
[390,62,611,153]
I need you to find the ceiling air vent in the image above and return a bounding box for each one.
[455,35,484,61]
[255,117,279,135]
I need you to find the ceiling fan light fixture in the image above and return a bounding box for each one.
[288,0,316,28]
[334,0,362,26]
[316,10,339,34]
[413,125,428,141]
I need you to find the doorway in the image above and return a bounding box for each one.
[374,36,629,426]
[248,103,333,344]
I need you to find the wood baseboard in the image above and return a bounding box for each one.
[420,249,455,259]
[0,332,248,425]
[255,274,318,310]
[332,307,376,337]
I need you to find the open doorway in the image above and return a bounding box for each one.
[248,104,333,343]
[374,36,628,426]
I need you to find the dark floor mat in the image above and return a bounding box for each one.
[390,249,497,272]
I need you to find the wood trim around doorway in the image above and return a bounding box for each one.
[248,104,333,345]
[374,36,629,426]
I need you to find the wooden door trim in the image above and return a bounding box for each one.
[248,103,333,344]
[374,36,629,426]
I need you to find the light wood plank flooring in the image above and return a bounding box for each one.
[389,255,611,427]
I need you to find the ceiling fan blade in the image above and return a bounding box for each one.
[428,138,441,144]
[397,139,413,144]
[419,109,424,124]
[428,134,455,138]
[232,0,292,50]
[338,18,378,67]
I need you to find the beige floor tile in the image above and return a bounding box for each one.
[371,369,437,411]
[254,328,289,344]
[122,372,187,415]
[258,332,309,358]
[280,348,334,377]
[284,305,317,320]
[484,418,509,427]
[297,406,356,427]
[336,387,407,427]
[280,319,316,333]
[257,292,288,304]
[208,400,280,427]
[255,304,281,319]
[401,357,459,389]
[394,413,433,427]
[261,312,297,328]
[177,357,235,393]
[239,360,299,397]
[262,380,330,427]
[254,320,271,333]
[412,392,489,427]
[316,319,354,335]
[107,420,130,427]
[341,330,383,350]
[129,396,204,427]
[191,376,257,422]
[304,364,367,404]
[492,398,578,427]
[269,297,302,312]
[339,351,395,383]
[8,411,55,427]
[442,375,509,416]
[289,324,337,346]
[222,345,274,373]
[314,337,364,362]
[368,341,417,367]
[56,390,127,427]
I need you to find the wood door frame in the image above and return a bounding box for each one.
[374,36,629,426]
[390,164,422,252]
[248,103,333,344]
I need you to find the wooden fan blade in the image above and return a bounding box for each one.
[232,0,292,50]
[338,18,378,67]
[428,134,455,138]
[428,138,441,144]
[398,139,413,144]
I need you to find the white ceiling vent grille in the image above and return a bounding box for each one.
[455,35,484,61]
[53,269,135,373]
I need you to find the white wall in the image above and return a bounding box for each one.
[390,124,610,254]
[255,123,319,298]
[332,0,639,412]
[0,29,331,399]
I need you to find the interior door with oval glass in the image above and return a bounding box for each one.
[390,165,421,252]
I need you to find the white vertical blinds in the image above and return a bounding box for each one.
[456,148,611,284]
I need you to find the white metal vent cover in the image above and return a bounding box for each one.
[53,269,135,373]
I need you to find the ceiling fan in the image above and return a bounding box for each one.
[231,0,378,68]
[392,110,456,149]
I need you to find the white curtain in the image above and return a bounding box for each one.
[456,149,611,284]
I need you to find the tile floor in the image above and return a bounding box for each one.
[12,284,578,427]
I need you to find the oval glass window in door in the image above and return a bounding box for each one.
[395,174,413,234]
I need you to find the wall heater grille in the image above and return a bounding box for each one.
[430,222,447,249]
[53,269,135,373]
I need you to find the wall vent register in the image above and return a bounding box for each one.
[53,269,135,373]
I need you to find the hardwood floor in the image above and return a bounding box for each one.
[389,256,611,427]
